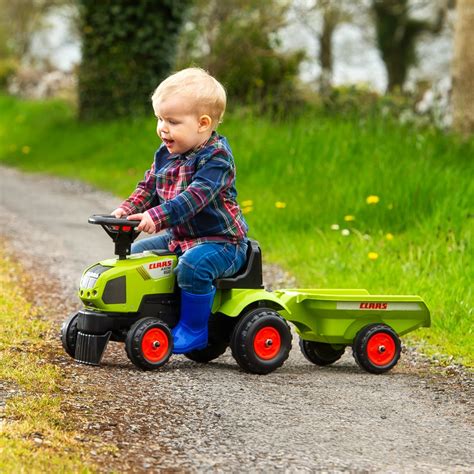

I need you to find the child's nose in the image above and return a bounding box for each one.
[158,122,168,134]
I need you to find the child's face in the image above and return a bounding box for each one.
[153,95,211,155]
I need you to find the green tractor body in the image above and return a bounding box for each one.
[80,252,177,313]
[79,253,289,318]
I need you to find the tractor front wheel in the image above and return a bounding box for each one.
[61,312,79,358]
[299,339,345,366]
[353,324,401,374]
[125,318,173,370]
[231,309,292,374]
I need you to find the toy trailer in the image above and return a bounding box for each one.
[275,289,431,373]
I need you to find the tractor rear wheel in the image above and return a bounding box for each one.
[353,324,401,374]
[299,339,345,366]
[231,308,292,374]
[61,312,79,358]
[125,318,173,370]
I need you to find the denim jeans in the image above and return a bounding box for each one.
[131,233,248,294]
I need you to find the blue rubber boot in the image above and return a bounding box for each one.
[172,288,216,354]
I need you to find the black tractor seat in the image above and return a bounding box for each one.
[215,239,264,290]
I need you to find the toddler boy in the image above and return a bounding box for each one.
[112,68,248,354]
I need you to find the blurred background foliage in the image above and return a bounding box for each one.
[373,0,446,92]
[175,0,306,113]
[1,0,471,131]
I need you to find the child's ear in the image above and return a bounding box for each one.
[198,115,212,132]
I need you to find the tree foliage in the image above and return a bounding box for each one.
[290,0,360,94]
[372,0,446,92]
[176,0,305,111]
[0,0,69,87]
[78,0,190,120]
[0,0,69,60]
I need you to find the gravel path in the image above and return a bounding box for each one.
[1,165,473,472]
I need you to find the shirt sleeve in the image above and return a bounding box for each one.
[147,149,234,231]
[119,162,158,215]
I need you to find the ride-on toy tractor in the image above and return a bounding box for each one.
[61,215,430,374]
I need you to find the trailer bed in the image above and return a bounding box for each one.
[275,289,431,344]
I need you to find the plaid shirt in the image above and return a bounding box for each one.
[120,132,248,252]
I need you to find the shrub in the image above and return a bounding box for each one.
[78,0,190,120]
[0,58,17,90]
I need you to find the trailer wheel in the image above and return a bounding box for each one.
[299,339,345,366]
[353,324,401,374]
[125,318,173,370]
[231,309,292,375]
[61,312,79,358]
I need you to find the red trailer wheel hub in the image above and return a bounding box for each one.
[141,328,169,363]
[366,332,396,366]
[253,326,281,360]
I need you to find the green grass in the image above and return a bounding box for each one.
[0,247,95,472]
[1,94,472,366]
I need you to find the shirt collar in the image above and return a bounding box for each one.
[167,131,218,160]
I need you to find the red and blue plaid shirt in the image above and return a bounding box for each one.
[120,132,248,252]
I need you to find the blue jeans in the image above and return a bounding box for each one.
[131,233,248,294]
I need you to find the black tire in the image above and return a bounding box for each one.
[184,313,233,363]
[299,339,345,366]
[231,308,292,375]
[352,324,401,374]
[125,317,173,370]
[61,312,79,358]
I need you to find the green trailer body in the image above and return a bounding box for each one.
[274,289,430,344]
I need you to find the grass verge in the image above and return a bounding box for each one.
[0,94,472,366]
[0,246,95,472]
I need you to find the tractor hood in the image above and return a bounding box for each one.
[78,251,178,313]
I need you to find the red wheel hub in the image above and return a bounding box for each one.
[253,326,281,360]
[141,328,169,363]
[366,332,396,366]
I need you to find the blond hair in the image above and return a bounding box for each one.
[152,68,226,128]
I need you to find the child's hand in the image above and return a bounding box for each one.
[127,211,156,234]
[111,208,127,218]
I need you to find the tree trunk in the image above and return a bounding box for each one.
[319,9,335,95]
[452,0,474,136]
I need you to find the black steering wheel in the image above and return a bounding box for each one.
[89,214,141,259]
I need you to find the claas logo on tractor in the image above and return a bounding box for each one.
[145,259,174,279]
[149,261,172,270]
[359,302,388,310]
